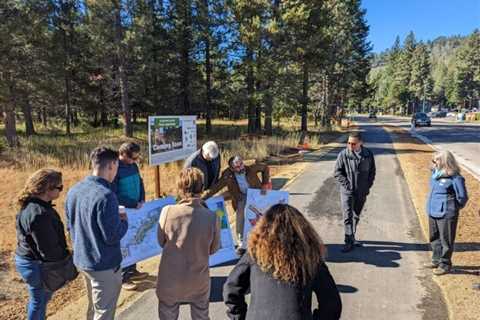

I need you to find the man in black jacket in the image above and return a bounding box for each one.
[334,132,376,253]
[184,141,221,191]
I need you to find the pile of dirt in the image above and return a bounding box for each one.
[385,126,480,320]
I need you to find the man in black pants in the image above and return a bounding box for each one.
[334,132,376,253]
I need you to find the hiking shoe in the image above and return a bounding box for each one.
[423,262,439,269]
[128,270,149,281]
[433,267,450,276]
[122,281,137,291]
[472,283,480,291]
[341,243,354,253]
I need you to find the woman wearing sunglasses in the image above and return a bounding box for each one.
[15,169,69,319]
[425,150,468,275]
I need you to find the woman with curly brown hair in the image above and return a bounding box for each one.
[223,204,341,320]
[15,169,69,320]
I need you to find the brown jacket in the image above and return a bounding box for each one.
[203,162,270,210]
[156,198,221,304]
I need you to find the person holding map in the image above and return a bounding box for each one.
[65,147,128,320]
[156,168,220,320]
[112,142,148,291]
[334,131,376,253]
[203,155,270,256]
[223,204,342,320]
[184,141,221,190]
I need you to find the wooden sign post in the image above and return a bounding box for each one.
[154,165,161,198]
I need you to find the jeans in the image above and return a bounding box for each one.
[15,255,53,320]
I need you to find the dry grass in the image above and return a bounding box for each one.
[384,125,480,320]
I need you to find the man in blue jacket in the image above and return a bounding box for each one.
[65,147,128,320]
[112,142,148,290]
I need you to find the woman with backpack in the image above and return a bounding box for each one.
[425,150,469,275]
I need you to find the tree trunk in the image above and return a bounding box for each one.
[22,97,35,136]
[264,88,273,136]
[101,111,108,127]
[301,61,309,132]
[246,47,255,134]
[114,0,132,137]
[42,107,48,126]
[180,0,192,115]
[5,80,19,147]
[203,0,212,134]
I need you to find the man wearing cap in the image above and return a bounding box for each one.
[203,156,270,255]
[184,141,221,191]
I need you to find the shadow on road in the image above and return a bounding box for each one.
[325,241,480,269]
[336,284,358,294]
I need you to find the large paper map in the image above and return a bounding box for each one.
[243,189,289,248]
[120,197,176,268]
[120,196,237,268]
[205,196,237,266]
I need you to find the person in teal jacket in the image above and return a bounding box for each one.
[425,150,468,275]
[112,142,148,290]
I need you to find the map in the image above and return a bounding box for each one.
[243,189,289,248]
[205,196,237,266]
[120,197,176,268]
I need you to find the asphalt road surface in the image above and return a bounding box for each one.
[379,115,480,176]
[118,121,448,320]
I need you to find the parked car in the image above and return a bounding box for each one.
[411,112,431,127]
[368,111,377,119]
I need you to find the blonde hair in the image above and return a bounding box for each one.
[433,150,461,177]
[177,168,204,199]
[248,204,326,286]
[17,169,62,208]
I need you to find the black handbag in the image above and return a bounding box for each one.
[40,253,79,292]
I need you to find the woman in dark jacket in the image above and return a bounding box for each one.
[15,169,68,320]
[425,150,468,275]
[223,204,342,320]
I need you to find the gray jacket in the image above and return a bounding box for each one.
[334,147,376,196]
[183,149,221,189]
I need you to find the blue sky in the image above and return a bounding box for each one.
[362,0,480,53]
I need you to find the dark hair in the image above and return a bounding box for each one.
[349,132,362,140]
[119,142,141,158]
[90,147,119,170]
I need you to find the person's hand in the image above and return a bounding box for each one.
[136,201,144,209]
[119,212,128,221]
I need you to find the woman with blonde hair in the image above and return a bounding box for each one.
[15,169,69,319]
[223,204,342,320]
[156,167,221,320]
[425,150,468,275]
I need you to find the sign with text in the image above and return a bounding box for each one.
[148,115,197,165]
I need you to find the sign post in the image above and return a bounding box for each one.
[154,165,161,198]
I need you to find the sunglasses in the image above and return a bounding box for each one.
[347,142,358,146]
[54,185,64,192]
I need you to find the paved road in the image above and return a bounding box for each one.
[118,122,447,320]
[378,115,480,177]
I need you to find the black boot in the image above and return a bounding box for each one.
[341,235,354,253]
